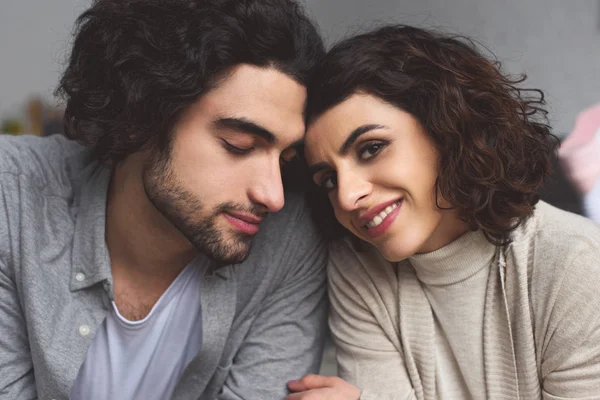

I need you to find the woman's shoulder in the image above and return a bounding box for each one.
[330,237,390,268]
[327,237,403,327]
[512,201,600,305]
[524,201,600,263]
[328,237,400,290]
[518,203,600,381]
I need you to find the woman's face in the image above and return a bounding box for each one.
[305,93,468,261]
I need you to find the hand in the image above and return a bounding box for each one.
[286,374,361,400]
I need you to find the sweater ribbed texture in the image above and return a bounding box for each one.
[328,202,600,400]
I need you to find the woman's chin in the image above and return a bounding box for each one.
[374,237,421,263]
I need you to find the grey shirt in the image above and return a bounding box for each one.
[0,134,328,400]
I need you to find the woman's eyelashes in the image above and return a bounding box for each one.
[318,172,338,191]
[313,141,390,191]
[357,140,388,161]
[311,139,390,191]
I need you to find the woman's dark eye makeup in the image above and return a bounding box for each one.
[357,140,388,161]
[318,172,337,191]
[313,139,390,191]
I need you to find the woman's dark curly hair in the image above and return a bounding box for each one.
[55,0,324,166]
[306,25,559,245]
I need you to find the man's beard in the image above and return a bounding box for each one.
[142,150,257,265]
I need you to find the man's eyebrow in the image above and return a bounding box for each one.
[214,117,276,144]
[339,124,388,155]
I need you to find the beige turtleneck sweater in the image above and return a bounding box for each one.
[410,230,494,398]
[327,201,600,399]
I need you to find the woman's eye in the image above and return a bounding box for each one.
[319,173,337,191]
[279,149,298,167]
[222,140,253,155]
[358,142,386,160]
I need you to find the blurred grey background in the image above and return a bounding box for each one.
[1,0,599,135]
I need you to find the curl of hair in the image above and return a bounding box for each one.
[307,25,559,245]
[55,0,324,165]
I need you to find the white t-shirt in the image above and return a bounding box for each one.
[70,260,204,400]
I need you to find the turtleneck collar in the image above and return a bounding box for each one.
[408,230,496,286]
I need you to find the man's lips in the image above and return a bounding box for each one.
[226,211,264,224]
[223,211,264,235]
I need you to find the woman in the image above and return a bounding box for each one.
[286,25,600,399]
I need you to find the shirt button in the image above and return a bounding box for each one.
[75,272,86,282]
[78,324,91,337]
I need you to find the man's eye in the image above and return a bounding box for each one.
[319,173,337,191]
[222,140,253,155]
[358,142,387,161]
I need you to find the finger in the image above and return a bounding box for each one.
[288,374,337,392]
[285,388,329,400]
[287,378,311,392]
[285,392,306,400]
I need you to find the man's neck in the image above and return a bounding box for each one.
[105,154,196,285]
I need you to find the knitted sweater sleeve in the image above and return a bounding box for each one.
[328,240,416,400]
[540,244,600,398]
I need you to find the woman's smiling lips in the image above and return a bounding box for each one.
[356,198,403,239]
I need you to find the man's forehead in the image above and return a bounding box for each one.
[205,67,307,145]
[208,64,306,107]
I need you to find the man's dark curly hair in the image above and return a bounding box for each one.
[55,0,324,166]
[306,25,559,245]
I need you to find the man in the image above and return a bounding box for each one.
[0,1,327,399]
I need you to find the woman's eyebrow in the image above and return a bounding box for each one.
[308,124,389,177]
[339,124,388,155]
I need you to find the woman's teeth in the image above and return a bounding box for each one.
[365,201,401,229]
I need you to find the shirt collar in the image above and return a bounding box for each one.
[69,162,113,292]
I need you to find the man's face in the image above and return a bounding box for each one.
[143,65,306,264]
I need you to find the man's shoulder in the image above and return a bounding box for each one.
[260,191,319,241]
[236,191,327,284]
[0,134,91,194]
[0,135,91,269]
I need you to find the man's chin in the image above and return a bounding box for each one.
[205,251,252,266]
[195,238,253,265]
